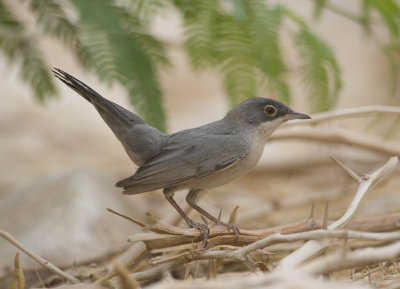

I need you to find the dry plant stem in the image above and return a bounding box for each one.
[114,263,141,289]
[107,208,146,227]
[271,128,400,156]
[286,105,400,126]
[130,263,178,281]
[97,242,147,284]
[302,241,400,275]
[0,229,80,284]
[131,213,400,252]
[329,156,398,230]
[155,230,400,263]
[279,157,398,269]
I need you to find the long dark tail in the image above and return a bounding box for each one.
[53,68,145,126]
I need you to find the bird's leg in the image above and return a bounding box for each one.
[163,188,210,247]
[186,189,239,241]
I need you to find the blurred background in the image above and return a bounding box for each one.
[1,0,400,283]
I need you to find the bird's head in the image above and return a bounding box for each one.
[225,97,311,137]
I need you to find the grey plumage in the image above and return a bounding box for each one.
[53,68,311,246]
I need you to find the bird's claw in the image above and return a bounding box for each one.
[216,221,240,242]
[187,219,210,247]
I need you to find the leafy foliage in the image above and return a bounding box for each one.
[69,0,167,131]
[362,0,400,38]
[313,0,400,95]
[176,0,338,110]
[251,4,290,104]
[2,0,400,128]
[361,0,400,94]
[313,0,327,20]
[0,0,56,101]
[295,28,341,112]
[28,0,90,67]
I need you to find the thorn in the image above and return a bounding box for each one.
[322,202,329,229]
[200,215,209,225]
[217,210,222,222]
[331,157,362,183]
[308,203,315,221]
[107,208,146,227]
[145,211,159,223]
[228,206,239,225]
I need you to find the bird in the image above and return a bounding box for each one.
[53,68,311,246]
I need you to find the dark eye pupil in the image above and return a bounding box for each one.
[266,107,275,115]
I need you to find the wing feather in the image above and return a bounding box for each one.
[117,135,248,194]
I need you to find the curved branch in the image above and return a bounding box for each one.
[271,128,400,156]
[287,105,400,126]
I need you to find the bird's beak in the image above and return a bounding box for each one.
[284,111,311,120]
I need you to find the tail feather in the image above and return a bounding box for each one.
[53,68,145,126]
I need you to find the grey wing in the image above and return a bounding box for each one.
[116,135,248,194]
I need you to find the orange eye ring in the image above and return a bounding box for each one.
[264,105,277,116]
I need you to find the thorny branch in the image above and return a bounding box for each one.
[150,230,400,263]
[114,157,399,282]
[279,156,398,269]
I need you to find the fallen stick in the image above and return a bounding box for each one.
[0,229,80,284]
[302,240,400,275]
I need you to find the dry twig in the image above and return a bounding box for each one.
[287,105,400,126]
[0,229,80,283]
[302,241,400,275]
[279,157,398,269]
[271,128,400,156]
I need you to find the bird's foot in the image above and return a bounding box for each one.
[185,218,210,247]
[215,221,240,242]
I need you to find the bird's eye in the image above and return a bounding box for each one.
[264,105,277,116]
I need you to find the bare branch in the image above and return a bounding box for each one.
[279,157,398,269]
[149,230,400,265]
[287,105,400,126]
[302,241,400,275]
[329,157,398,230]
[0,229,80,284]
[271,128,400,156]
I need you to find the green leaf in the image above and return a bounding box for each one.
[217,15,257,105]
[313,0,327,20]
[383,42,400,95]
[295,28,342,112]
[116,6,170,68]
[362,0,400,38]
[251,3,290,103]
[20,46,57,102]
[180,0,220,69]
[0,1,57,101]
[69,0,167,131]
[27,0,90,67]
